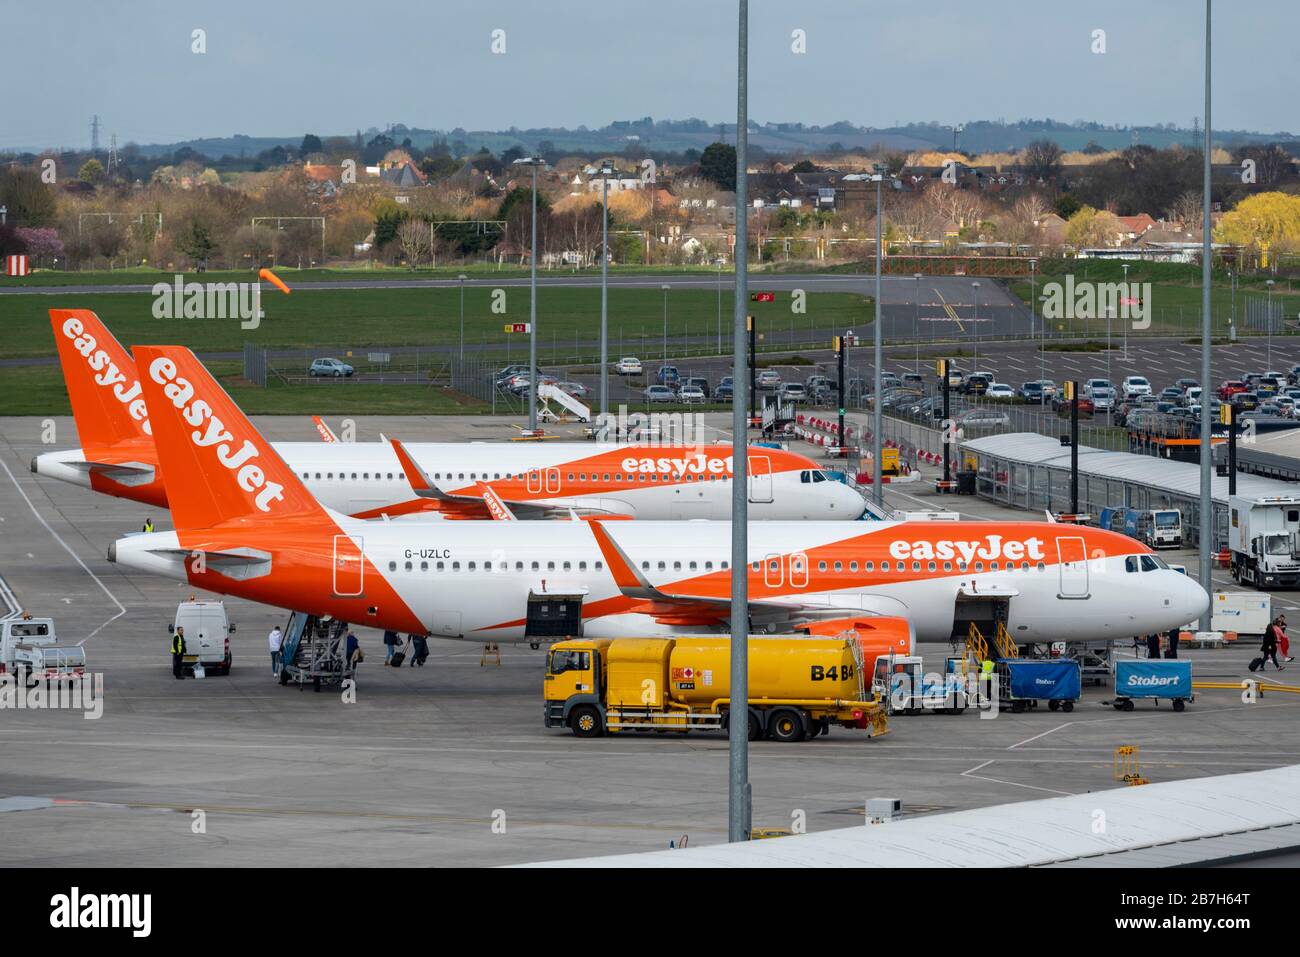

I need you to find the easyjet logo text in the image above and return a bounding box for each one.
[889,535,1046,564]
[621,454,731,477]
[62,317,152,436]
[147,357,284,512]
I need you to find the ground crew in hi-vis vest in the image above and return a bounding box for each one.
[171,626,187,679]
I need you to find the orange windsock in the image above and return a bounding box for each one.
[258,268,291,294]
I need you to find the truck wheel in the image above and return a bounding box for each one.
[768,709,805,742]
[569,705,603,738]
[747,711,762,741]
[1173,699,1186,712]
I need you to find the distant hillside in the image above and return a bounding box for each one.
[86,117,1300,161]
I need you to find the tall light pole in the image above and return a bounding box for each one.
[457,273,467,362]
[513,155,545,431]
[1266,279,1276,370]
[599,164,613,420]
[1197,0,1213,630]
[971,280,981,374]
[914,272,922,372]
[717,260,723,353]
[729,0,751,845]
[661,283,671,375]
[872,163,886,506]
[1030,258,1043,393]
[1121,262,1130,360]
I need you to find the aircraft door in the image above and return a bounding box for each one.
[762,552,784,588]
[789,552,809,588]
[332,534,364,597]
[545,467,561,494]
[1056,536,1089,598]
[749,455,773,503]
[526,469,543,494]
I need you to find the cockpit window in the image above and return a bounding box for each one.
[1140,555,1158,572]
[1125,556,1139,573]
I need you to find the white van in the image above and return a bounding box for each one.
[168,600,235,675]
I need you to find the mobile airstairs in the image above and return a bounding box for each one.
[277,612,355,691]
[538,383,591,423]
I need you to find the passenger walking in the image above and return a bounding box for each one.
[345,632,362,674]
[1278,614,1293,663]
[171,626,187,679]
[1257,620,1283,672]
[268,624,283,675]
[1165,626,1179,659]
[1146,632,1162,660]
[409,633,429,667]
[383,629,399,665]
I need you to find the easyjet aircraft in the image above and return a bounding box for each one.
[34,309,866,520]
[109,346,1209,665]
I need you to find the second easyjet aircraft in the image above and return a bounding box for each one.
[34,309,866,521]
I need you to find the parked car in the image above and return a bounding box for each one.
[1183,387,1203,407]
[508,373,558,396]
[1057,397,1095,417]
[956,408,1010,431]
[1231,391,1260,411]
[682,376,711,398]
[715,376,734,400]
[961,373,991,396]
[1159,387,1184,403]
[1090,387,1117,412]
[756,369,782,390]
[1020,380,1057,403]
[985,382,1016,400]
[614,357,643,376]
[495,363,531,385]
[678,385,706,405]
[900,372,925,388]
[556,381,590,398]
[778,382,807,401]
[643,385,676,403]
[656,365,680,387]
[1121,375,1153,397]
[309,357,354,377]
[1175,378,1199,392]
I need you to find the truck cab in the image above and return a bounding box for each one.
[544,639,611,734]
[168,599,236,675]
[1229,496,1300,588]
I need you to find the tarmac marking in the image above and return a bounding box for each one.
[959,760,1074,796]
[0,458,125,645]
[1007,722,1074,750]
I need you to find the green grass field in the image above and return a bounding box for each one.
[0,286,871,360]
[1009,261,1300,340]
[0,361,492,417]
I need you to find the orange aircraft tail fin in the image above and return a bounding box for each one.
[49,309,152,445]
[134,346,326,530]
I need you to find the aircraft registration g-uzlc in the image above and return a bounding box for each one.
[33,309,867,521]
[109,345,1210,665]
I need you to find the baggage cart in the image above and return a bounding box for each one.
[1111,659,1193,712]
[997,658,1081,713]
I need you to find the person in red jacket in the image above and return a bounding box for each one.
[1279,614,1293,663]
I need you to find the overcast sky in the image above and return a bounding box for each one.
[5,0,1296,150]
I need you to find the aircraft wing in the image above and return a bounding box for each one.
[586,520,867,628]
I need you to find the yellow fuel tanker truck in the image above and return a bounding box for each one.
[543,635,889,742]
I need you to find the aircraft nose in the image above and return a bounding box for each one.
[1177,572,1211,627]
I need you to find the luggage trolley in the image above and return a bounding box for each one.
[1111,659,1194,712]
[997,658,1081,713]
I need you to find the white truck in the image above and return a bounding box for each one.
[1228,495,1300,589]
[0,616,87,684]
[168,600,235,676]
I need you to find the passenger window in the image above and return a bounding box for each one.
[452,562,460,571]
[579,562,587,571]
[531,562,539,571]
[515,562,523,571]
[818,561,827,571]
[547,562,556,571]
[437,562,445,571]
[563,562,571,571]
[404,561,412,571]
[674,562,682,571]
[834,561,843,572]
[881,561,889,571]
[928,562,936,572]
[865,561,874,571]
[420,562,428,571]
[468,562,476,571]
[849,561,858,572]
[658,562,667,571]
[388,561,397,571]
